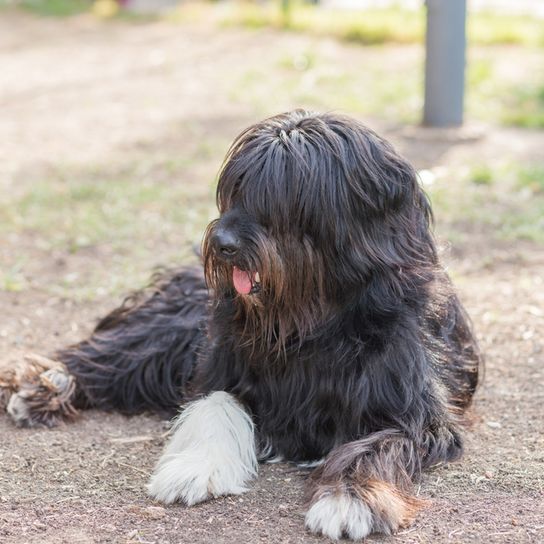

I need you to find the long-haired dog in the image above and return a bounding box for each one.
[1,110,480,540]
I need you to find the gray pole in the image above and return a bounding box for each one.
[423,0,467,127]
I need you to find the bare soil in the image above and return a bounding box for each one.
[0,11,543,544]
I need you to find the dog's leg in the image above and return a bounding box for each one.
[147,391,258,505]
[2,267,208,428]
[305,428,456,540]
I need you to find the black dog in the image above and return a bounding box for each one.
[2,110,480,540]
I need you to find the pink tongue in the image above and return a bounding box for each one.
[232,267,253,295]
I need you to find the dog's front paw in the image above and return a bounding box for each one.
[305,491,372,541]
[147,391,257,506]
[147,448,250,506]
[306,480,422,540]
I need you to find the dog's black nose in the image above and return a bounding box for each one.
[213,228,240,258]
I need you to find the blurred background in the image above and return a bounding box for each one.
[0,2,543,543]
[1,0,543,302]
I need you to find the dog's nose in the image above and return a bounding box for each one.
[213,229,240,258]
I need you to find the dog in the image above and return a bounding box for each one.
[1,110,480,540]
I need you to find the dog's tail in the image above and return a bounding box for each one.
[57,266,209,416]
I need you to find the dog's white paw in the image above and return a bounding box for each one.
[305,492,373,541]
[147,391,257,506]
[147,448,250,505]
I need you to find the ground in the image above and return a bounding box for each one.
[0,10,543,544]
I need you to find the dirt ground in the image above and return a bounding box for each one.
[0,11,543,544]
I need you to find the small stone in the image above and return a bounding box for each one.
[486,421,502,429]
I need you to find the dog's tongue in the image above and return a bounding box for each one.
[232,267,253,295]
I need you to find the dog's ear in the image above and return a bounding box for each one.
[302,116,437,289]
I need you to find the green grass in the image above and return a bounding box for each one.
[227,44,543,128]
[7,0,92,17]
[0,0,154,19]
[188,1,544,48]
[0,261,28,293]
[277,5,424,45]
[501,84,544,129]
[467,61,544,129]
[469,11,544,47]
[0,157,220,299]
[470,165,494,186]
[3,2,543,129]
[12,169,215,250]
[516,165,544,194]
[228,48,423,124]
[427,162,544,244]
[5,0,544,47]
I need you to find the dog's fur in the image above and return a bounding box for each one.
[1,110,480,539]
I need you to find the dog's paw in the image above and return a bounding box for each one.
[0,365,18,412]
[147,448,250,506]
[1,353,65,414]
[305,492,372,541]
[7,364,77,428]
[306,480,422,540]
[147,391,257,506]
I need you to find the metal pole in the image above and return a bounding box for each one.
[423,0,467,127]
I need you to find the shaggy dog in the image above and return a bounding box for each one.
[1,110,480,540]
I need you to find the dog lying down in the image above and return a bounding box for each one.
[1,110,480,540]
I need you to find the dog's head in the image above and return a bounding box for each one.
[203,110,435,350]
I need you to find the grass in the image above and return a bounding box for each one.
[225,44,543,128]
[0,155,221,299]
[501,84,544,129]
[425,162,544,244]
[6,1,542,47]
[2,2,543,129]
[6,0,92,16]
[173,1,544,48]
[228,58,422,124]
[517,165,544,194]
[171,4,544,129]
[0,261,28,293]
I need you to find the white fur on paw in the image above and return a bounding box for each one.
[6,393,30,425]
[305,493,373,541]
[147,391,257,506]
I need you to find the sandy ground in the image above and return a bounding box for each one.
[0,11,543,544]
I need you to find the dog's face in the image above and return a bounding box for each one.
[202,110,434,349]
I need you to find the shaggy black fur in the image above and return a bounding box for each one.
[58,267,208,415]
[5,110,481,536]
